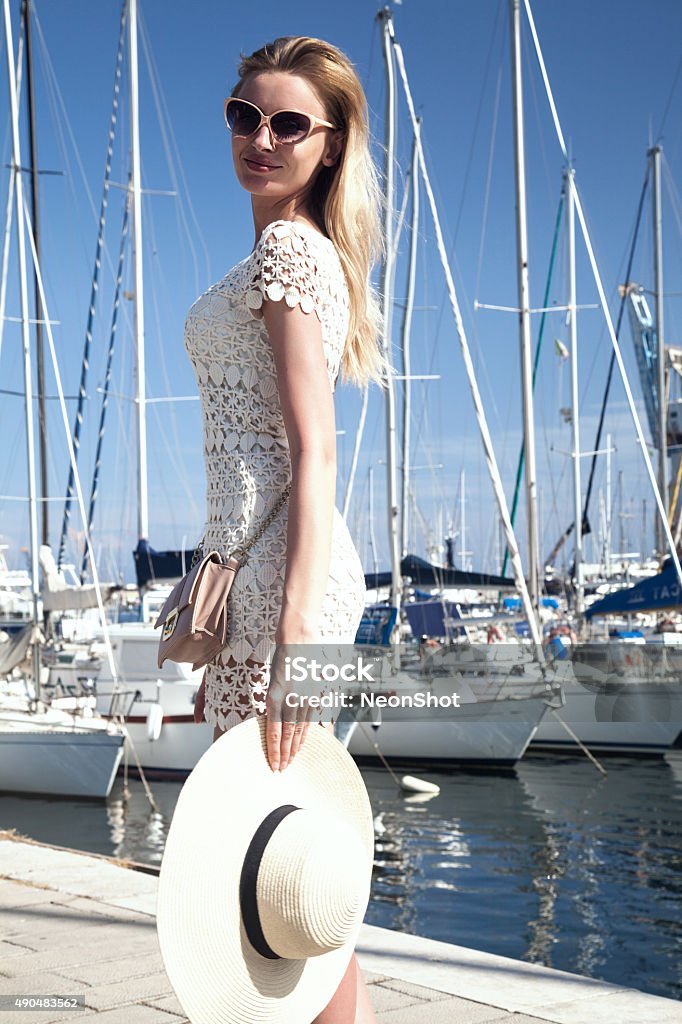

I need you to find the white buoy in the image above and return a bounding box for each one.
[400,774,440,794]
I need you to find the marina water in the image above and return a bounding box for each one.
[2,751,681,1002]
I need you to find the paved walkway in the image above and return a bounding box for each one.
[0,834,680,1024]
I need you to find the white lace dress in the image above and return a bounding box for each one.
[184,220,367,732]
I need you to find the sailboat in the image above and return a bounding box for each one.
[33,0,214,774]
[339,5,562,766]
[0,0,125,798]
[532,142,682,755]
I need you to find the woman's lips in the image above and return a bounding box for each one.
[244,157,281,173]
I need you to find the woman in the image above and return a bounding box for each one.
[185,36,387,1024]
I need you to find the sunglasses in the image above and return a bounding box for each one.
[224,97,337,145]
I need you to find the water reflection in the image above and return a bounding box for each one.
[517,756,682,997]
[1,755,681,1001]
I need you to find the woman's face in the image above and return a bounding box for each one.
[230,71,341,207]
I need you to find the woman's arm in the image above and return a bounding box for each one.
[262,297,336,769]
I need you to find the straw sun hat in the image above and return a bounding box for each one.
[156,716,375,1024]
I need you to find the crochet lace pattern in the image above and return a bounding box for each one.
[184,220,367,732]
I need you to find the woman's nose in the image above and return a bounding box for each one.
[252,123,275,150]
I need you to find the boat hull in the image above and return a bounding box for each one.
[346,696,548,766]
[531,682,682,755]
[0,712,124,798]
[532,642,682,755]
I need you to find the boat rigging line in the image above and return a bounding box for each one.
[384,8,543,648]
[57,0,127,571]
[81,189,130,583]
[522,0,682,590]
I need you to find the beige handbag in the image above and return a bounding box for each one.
[155,485,290,670]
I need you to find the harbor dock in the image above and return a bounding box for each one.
[1,833,680,1024]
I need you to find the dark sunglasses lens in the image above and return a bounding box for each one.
[271,111,311,142]
[226,101,261,136]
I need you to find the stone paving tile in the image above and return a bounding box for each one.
[357,923,628,1010]
[143,993,189,1018]
[3,930,157,978]
[6,917,155,956]
[0,843,158,903]
[0,971,84,996]
[65,1007,185,1024]
[80,970,175,1012]
[480,1017,555,1024]
[2,901,87,936]
[0,1007,83,1024]
[380,977,457,1002]
[57,951,165,987]
[371,983,431,1013]
[0,879,59,908]
[47,895,156,924]
[3,900,152,943]
[519,990,682,1024]
[106,892,158,917]
[0,938,39,958]
[376,995,512,1023]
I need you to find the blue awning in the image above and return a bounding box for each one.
[133,539,200,589]
[364,554,515,591]
[585,558,682,618]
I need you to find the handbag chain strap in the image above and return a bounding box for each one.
[190,482,291,569]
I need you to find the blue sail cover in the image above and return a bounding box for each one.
[585,558,682,618]
[364,554,515,591]
[133,539,200,589]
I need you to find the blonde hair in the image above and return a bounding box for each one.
[233,36,388,389]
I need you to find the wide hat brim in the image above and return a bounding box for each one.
[156,717,374,1024]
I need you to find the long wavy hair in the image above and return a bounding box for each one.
[233,36,388,388]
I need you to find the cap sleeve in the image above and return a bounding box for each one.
[247,221,322,318]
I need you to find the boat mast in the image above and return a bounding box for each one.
[378,7,402,630]
[400,127,419,558]
[128,0,148,541]
[3,0,42,693]
[566,165,583,614]
[605,431,612,575]
[368,466,379,579]
[650,144,667,555]
[22,0,48,548]
[459,469,467,570]
[385,14,543,648]
[509,0,540,618]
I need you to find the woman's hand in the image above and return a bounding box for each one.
[265,639,319,771]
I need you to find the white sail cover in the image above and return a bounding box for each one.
[39,545,117,612]
[0,623,41,676]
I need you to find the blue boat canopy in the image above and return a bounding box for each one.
[133,539,199,589]
[585,558,682,619]
[364,554,515,591]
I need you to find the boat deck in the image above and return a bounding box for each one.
[1,834,680,1023]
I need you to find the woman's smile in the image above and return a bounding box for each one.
[243,156,282,173]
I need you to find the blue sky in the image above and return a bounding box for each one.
[1,0,681,583]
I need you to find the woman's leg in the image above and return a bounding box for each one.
[312,952,377,1024]
[353,954,378,1023]
[312,950,357,1024]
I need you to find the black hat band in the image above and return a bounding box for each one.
[239,804,302,960]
